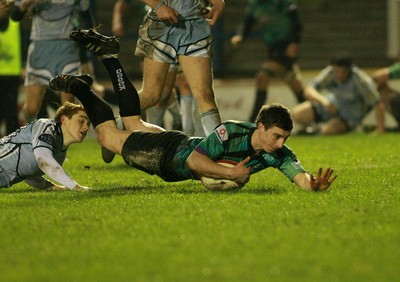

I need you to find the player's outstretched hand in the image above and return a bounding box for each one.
[204,0,225,26]
[51,184,91,191]
[74,184,91,191]
[51,185,68,191]
[309,167,337,192]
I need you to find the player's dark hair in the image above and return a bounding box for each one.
[54,102,86,125]
[330,53,352,68]
[256,103,293,131]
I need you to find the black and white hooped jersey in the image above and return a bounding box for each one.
[0,119,66,188]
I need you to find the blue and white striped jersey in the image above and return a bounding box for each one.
[0,119,66,188]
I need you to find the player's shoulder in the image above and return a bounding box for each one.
[221,120,254,128]
[213,120,254,142]
[351,66,371,80]
[34,118,57,127]
[32,118,60,134]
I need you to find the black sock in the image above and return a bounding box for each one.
[249,90,267,122]
[70,81,115,128]
[103,88,117,105]
[102,58,141,117]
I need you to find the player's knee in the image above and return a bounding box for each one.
[291,102,314,124]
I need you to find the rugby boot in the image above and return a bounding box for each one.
[70,28,120,59]
[49,74,93,93]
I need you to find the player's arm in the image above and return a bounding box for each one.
[33,147,90,190]
[24,176,55,190]
[304,85,332,111]
[203,0,225,26]
[187,151,251,186]
[231,14,256,48]
[304,84,336,114]
[304,85,325,103]
[293,168,337,191]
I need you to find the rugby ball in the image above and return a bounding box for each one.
[200,160,244,191]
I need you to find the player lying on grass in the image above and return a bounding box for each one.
[0,102,91,191]
[49,28,337,191]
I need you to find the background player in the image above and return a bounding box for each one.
[231,0,305,122]
[0,102,91,191]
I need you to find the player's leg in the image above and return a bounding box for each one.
[145,66,178,126]
[49,74,130,154]
[291,101,316,125]
[177,71,195,135]
[390,95,400,128]
[178,55,220,135]
[320,118,349,135]
[291,101,319,134]
[286,64,305,103]
[23,85,47,122]
[101,57,165,133]
[373,67,391,89]
[248,60,280,122]
[140,58,171,110]
[69,28,164,133]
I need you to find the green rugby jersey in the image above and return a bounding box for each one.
[173,120,305,181]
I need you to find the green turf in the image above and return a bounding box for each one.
[1,133,399,281]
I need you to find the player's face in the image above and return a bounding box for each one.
[257,125,291,153]
[63,111,90,143]
[332,65,351,84]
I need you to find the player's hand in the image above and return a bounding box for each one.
[51,185,68,191]
[204,0,225,26]
[309,167,337,191]
[231,156,251,186]
[155,5,179,24]
[320,97,336,114]
[74,184,91,191]
[231,35,243,48]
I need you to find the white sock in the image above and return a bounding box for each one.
[200,108,221,136]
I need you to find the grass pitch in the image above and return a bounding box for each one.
[1,133,399,281]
